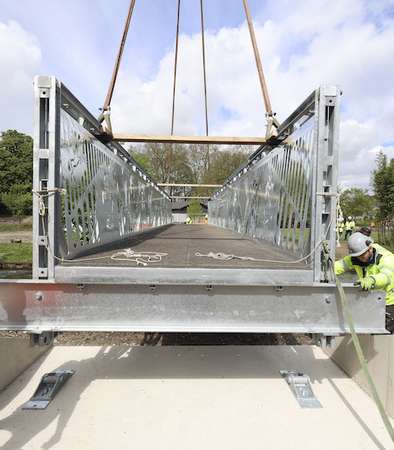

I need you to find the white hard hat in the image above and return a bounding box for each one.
[348,216,352,220]
[347,232,373,257]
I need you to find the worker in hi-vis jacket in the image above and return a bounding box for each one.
[335,232,394,334]
[344,216,356,239]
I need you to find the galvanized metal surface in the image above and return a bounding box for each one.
[32,76,172,278]
[59,109,171,258]
[209,116,314,257]
[17,77,366,336]
[209,87,340,283]
[0,281,386,333]
[280,370,322,408]
[22,369,75,410]
[54,266,313,284]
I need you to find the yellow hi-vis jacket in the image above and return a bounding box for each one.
[335,244,394,305]
[345,220,355,231]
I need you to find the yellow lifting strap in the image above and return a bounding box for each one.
[331,262,394,443]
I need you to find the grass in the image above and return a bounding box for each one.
[0,243,32,264]
[0,222,32,232]
[0,215,32,232]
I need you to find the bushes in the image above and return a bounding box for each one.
[373,151,394,221]
[0,130,33,218]
[187,200,203,219]
[1,184,32,222]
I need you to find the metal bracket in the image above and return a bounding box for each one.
[38,236,48,247]
[22,369,75,410]
[30,331,55,346]
[280,370,322,408]
[315,334,336,348]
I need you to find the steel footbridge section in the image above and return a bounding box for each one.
[0,76,383,335]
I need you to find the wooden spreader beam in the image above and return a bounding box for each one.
[158,183,221,188]
[171,196,211,200]
[112,134,266,145]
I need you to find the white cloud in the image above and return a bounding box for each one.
[339,119,386,189]
[1,2,387,188]
[0,20,42,132]
[110,0,394,188]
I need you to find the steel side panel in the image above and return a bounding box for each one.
[0,282,386,334]
[54,265,314,285]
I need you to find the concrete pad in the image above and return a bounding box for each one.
[0,345,393,450]
[0,337,50,391]
[326,335,394,418]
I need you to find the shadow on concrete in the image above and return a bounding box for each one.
[0,342,49,412]
[330,335,379,374]
[327,378,387,450]
[143,332,314,346]
[0,344,387,450]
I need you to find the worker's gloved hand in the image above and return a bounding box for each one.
[358,277,376,291]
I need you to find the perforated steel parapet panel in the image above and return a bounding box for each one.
[33,76,172,275]
[59,110,172,258]
[209,86,340,281]
[209,116,314,259]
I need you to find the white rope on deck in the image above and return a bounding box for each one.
[110,249,168,266]
[195,251,306,264]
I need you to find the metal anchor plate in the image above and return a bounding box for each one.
[280,370,322,408]
[22,369,75,410]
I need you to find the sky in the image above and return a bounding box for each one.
[0,0,393,189]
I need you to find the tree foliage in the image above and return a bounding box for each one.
[130,143,196,184]
[187,200,203,218]
[0,130,33,216]
[0,130,33,192]
[202,148,247,185]
[372,151,394,220]
[1,184,32,222]
[340,187,375,222]
[130,143,248,194]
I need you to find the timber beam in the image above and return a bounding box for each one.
[158,183,221,188]
[112,134,266,145]
[171,196,211,200]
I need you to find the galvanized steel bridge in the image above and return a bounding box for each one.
[0,75,387,335]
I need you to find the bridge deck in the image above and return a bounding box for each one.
[63,224,309,270]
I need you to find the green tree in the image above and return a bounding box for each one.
[202,148,247,186]
[372,151,394,220]
[0,130,33,193]
[339,187,375,223]
[1,184,32,222]
[132,152,152,176]
[132,143,195,184]
[131,143,248,199]
[187,199,203,219]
